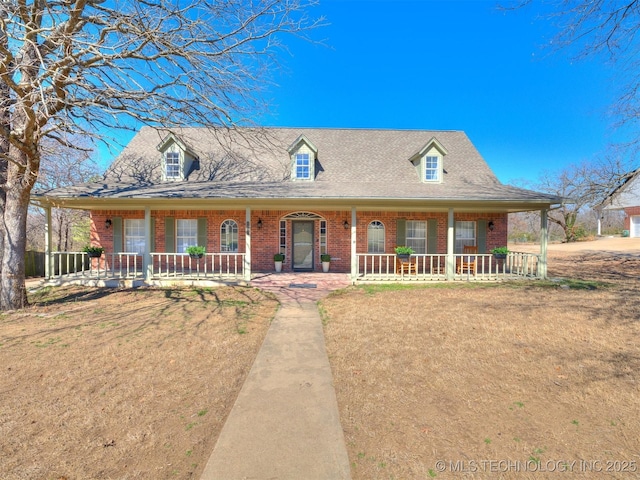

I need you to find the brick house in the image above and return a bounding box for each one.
[602,168,640,238]
[34,127,561,284]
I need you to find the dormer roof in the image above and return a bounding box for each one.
[287,134,318,155]
[157,131,198,158]
[409,137,448,161]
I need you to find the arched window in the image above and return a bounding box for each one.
[367,221,385,253]
[221,220,238,252]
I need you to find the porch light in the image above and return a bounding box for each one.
[488,221,494,231]
[343,220,349,229]
[105,219,112,229]
[257,218,263,229]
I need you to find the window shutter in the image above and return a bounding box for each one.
[197,218,207,249]
[112,217,123,253]
[453,221,457,254]
[477,219,487,253]
[396,219,406,247]
[165,217,175,253]
[150,218,156,252]
[427,219,438,254]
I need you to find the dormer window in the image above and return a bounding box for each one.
[288,134,318,181]
[410,137,447,184]
[425,155,440,182]
[166,152,180,179]
[295,153,311,179]
[157,132,198,182]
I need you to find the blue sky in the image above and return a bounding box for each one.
[97,0,622,186]
[256,0,623,184]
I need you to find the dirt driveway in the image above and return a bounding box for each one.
[514,236,640,254]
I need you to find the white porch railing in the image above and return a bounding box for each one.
[151,252,244,279]
[48,252,245,281]
[49,251,539,284]
[357,252,541,281]
[357,254,448,281]
[50,252,145,279]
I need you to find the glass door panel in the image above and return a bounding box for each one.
[292,221,314,270]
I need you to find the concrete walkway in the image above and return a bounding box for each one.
[200,274,352,480]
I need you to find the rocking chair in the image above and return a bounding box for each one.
[457,245,477,275]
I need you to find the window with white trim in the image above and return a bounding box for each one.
[425,155,440,182]
[279,220,287,257]
[221,220,238,252]
[166,151,180,179]
[455,221,476,253]
[320,220,327,255]
[125,219,145,254]
[176,219,197,253]
[294,153,311,179]
[406,220,426,254]
[368,221,385,253]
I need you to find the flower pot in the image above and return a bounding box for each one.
[397,254,411,262]
[493,253,507,260]
[87,252,102,258]
[189,253,203,260]
[322,261,330,273]
[275,261,282,273]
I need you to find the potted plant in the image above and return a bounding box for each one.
[394,245,415,262]
[490,246,509,260]
[186,245,206,259]
[274,253,284,272]
[321,254,331,272]
[83,246,104,258]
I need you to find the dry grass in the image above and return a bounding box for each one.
[321,251,640,479]
[0,286,277,480]
[2,246,639,480]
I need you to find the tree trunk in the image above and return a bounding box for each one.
[1,186,30,310]
[1,138,38,310]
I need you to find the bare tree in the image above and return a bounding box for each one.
[35,139,100,251]
[533,157,636,241]
[0,0,321,310]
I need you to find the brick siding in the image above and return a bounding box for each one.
[90,209,508,273]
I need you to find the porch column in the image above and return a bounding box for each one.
[350,207,357,283]
[144,207,152,282]
[596,207,603,236]
[44,205,52,279]
[539,208,549,279]
[446,208,455,280]
[244,207,251,282]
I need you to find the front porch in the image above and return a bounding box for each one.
[43,250,543,287]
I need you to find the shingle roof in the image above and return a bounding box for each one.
[35,126,562,209]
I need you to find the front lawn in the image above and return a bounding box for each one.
[322,251,640,479]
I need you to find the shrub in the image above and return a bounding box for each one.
[321,254,331,262]
[274,253,284,261]
[186,245,206,256]
[394,246,415,255]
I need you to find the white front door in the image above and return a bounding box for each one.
[631,215,640,238]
